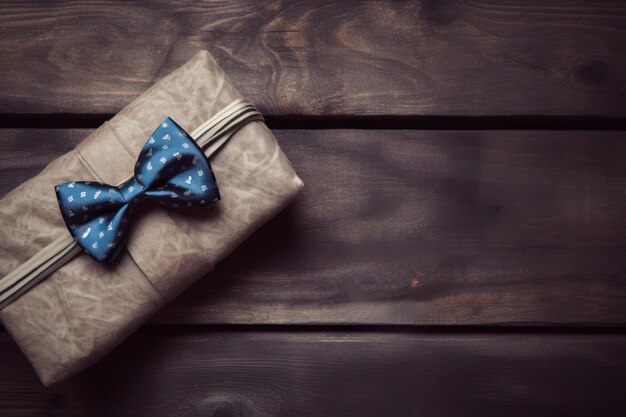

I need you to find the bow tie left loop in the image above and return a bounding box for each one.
[55,117,220,264]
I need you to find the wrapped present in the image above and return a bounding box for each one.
[0,50,303,385]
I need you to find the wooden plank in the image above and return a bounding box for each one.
[2,128,626,325]
[0,329,625,416]
[1,0,626,117]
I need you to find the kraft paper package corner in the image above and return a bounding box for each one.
[0,50,303,385]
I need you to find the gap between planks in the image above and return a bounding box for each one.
[3,324,626,335]
[3,113,626,130]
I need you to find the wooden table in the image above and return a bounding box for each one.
[1,1,625,415]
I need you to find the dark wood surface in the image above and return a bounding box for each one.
[1,329,625,417]
[1,0,626,117]
[1,0,625,415]
[2,128,626,326]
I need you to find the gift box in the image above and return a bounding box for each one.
[0,50,303,385]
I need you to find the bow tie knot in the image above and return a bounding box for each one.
[120,177,145,204]
[55,117,220,264]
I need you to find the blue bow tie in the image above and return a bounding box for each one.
[55,117,220,264]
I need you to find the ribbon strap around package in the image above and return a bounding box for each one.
[0,99,263,310]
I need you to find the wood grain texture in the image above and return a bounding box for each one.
[1,128,625,326]
[0,329,625,416]
[1,0,626,116]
